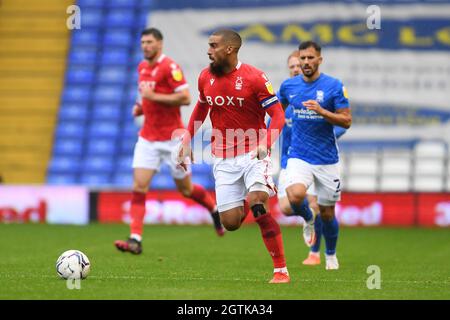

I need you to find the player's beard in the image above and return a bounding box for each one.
[301,64,318,78]
[209,62,226,77]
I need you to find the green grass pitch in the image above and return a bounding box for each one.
[0,223,449,299]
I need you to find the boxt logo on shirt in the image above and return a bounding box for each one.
[205,95,245,107]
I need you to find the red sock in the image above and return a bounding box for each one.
[241,200,250,223]
[189,184,216,212]
[255,213,286,268]
[130,191,146,236]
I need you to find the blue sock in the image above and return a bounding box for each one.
[290,198,313,222]
[322,216,339,256]
[311,214,322,253]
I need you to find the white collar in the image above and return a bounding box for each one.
[157,54,166,63]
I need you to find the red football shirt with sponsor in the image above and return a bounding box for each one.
[137,54,189,141]
[197,62,279,158]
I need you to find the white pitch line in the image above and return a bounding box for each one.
[1,274,449,285]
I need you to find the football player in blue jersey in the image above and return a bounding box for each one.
[278,41,352,270]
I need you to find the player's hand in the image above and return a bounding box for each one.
[251,145,269,160]
[303,100,324,114]
[132,104,143,117]
[177,142,193,172]
[140,86,155,101]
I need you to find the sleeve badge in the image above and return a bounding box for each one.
[172,69,183,82]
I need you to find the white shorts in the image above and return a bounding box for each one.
[277,169,288,199]
[132,137,191,180]
[213,152,276,212]
[278,168,317,199]
[285,158,341,206]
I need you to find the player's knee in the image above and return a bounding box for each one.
[286,189,304,205]
[247,190,268,205]
[222,221,240,231]
[319,206,335,222]
[279,198,293,215]
[221,217,241,231]
[178,186,192,198]
[133,182,148,194]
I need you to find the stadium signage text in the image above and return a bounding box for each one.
[205,20,450,50]
[0,200,46,223]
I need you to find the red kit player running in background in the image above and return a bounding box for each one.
[115,28,224,255]
[179,29,290,283]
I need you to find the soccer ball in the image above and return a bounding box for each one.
[56,250,91,280]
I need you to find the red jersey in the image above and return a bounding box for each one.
[137,54,189,141]
[197,62,280,158]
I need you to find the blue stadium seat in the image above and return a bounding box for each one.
[191,163,212,175]
[117,155,133,171]
[88,121,120,138]
[62,85,92,102]
[69,47,98,65]
[82,156,115,173]
[79,173,112,186]
[120,137,136,154]
[49,0,155,186]
[132,50,143,65]
[139,13,149,26]
[80,9,104,28]
[151,174,176,189]
[108,0,139,8]
[71,29,100,46]
[86,138,118,155]
[56,121,86,139]
[92,102,122,120]
[103,29,133,46]
[159,164,171,175]
[122,108,135,122]
[122,123,140,139]
[93,86,124,102]
[137,0,153,9]
[47,173,78,185]
[130,69,139,83]
[53,138,84,156]
[105,10,137,28]
[66,67,95,84]
[191,174,215,190]
[99,49,130,66]
[97,66,128,84]
[126,85,138,102]
[48,156,82,173]
[112,173,133,186]
[76,0,105,8]
[59,102,89,121]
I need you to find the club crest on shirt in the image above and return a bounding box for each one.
[235,77,243,90]
[316,90,324,103]
[151,67,159,77]
[171,69,183,81]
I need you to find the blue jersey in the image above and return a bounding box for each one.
[279,105,293,169]
[278,73,349,165]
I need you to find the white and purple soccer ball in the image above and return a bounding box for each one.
[56,250,90,280]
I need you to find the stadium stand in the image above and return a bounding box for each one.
[42,0,450,193]
[0,0,73,183]
[46,0,214,189]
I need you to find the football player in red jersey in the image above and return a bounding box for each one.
[115,28,224,255]
[179,29,290,283]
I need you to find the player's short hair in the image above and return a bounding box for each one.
[141,28,163,40]
[212,29,242,51]
[298,41,321,54]
[287,50,300,62]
